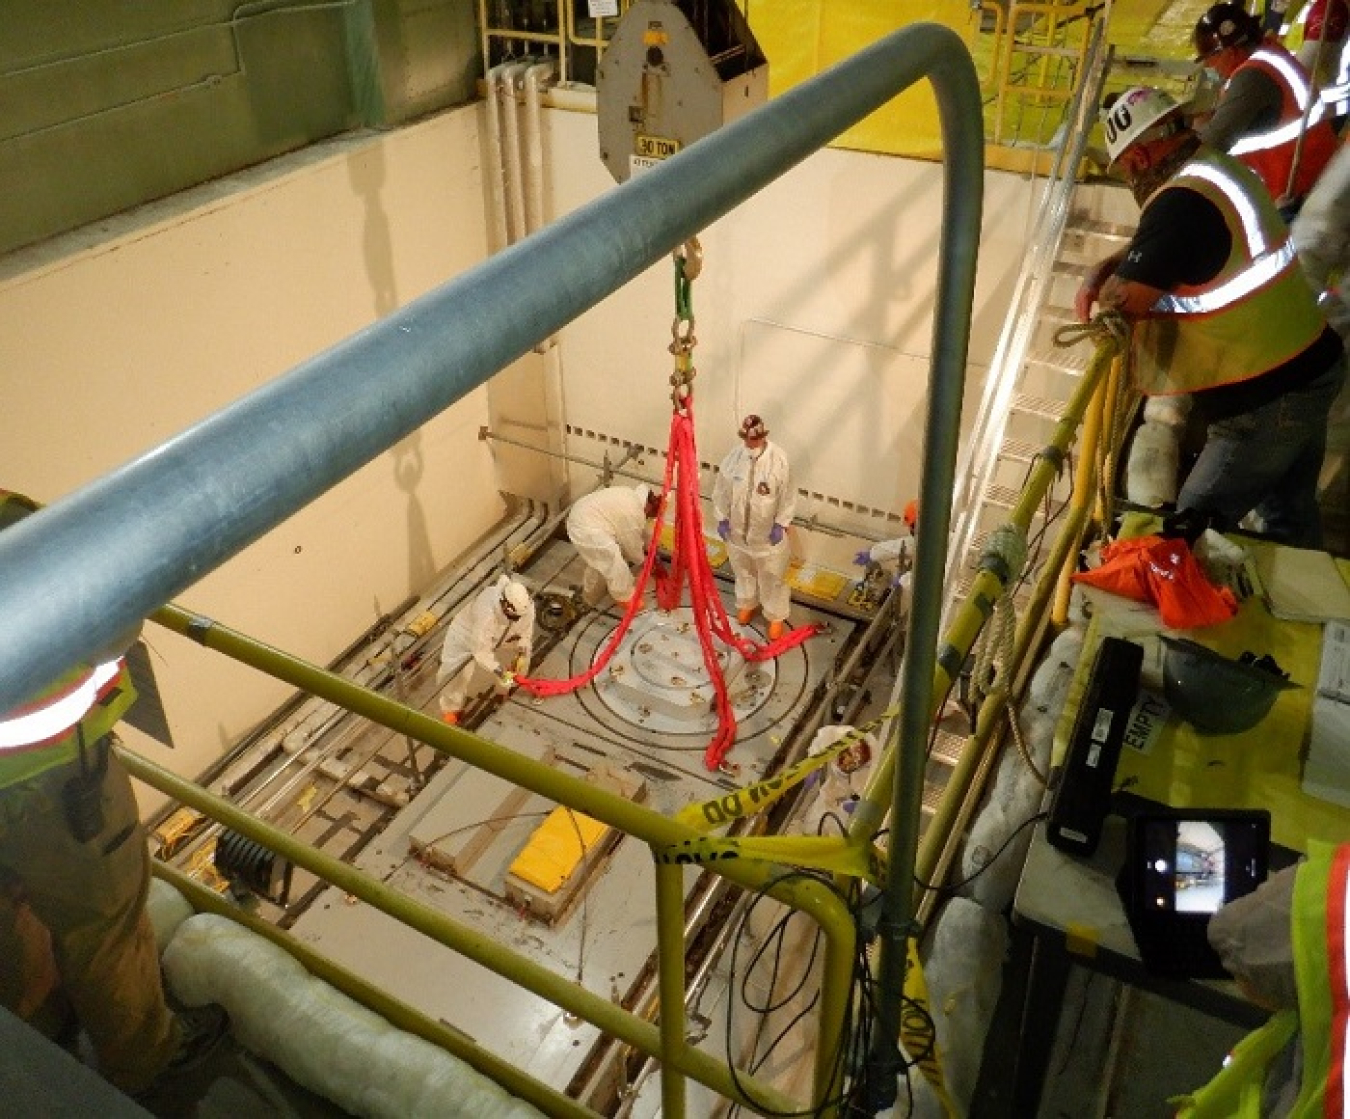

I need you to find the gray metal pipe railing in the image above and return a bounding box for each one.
[0,21,983,1110]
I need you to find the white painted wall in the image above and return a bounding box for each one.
[0,96,1037,803]
[0,106,508,803]
[541,107,1037,572]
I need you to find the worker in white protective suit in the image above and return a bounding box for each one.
[853,499,919,593]
[566,483,663,608]
[799,725,877,837]
[436,576,535,725]
[853,499,918,620]
[713,414,797,641]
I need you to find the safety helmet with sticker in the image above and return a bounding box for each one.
[1193,2,1262,61]
[501,580,532,618]
[1101,86,1182,166]
[738,414,768,440]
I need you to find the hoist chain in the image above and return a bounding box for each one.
[669,237,702,411]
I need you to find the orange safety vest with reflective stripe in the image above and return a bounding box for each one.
[1132,148,1327,397]
[0,489,137,787]
[1228,45,1339,203]
[1173,840,1349,1117]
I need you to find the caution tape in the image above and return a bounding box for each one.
[673,708,898,835]
[654,832,886,885]
[902,938,957,1116]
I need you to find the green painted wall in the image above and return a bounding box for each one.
[0,0,479,256]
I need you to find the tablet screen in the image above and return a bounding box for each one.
[1138,813,1268,916]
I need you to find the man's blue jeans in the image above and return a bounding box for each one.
[1177,354,1347,549]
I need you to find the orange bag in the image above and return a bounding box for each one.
[1072,535,1237,630]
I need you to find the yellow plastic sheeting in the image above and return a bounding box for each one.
[750,0,975,158]
[508,808,610,894]
[1107,0,1213,59]
[1056,546,1350,855]
[658,523,727,567]
[746,0,1205,164]
[786,561,851,600]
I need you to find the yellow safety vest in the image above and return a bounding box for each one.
[0,489,137,788]
[1132,149,1326,397]
[1173,840,1349,1117]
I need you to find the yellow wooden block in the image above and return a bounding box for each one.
[787,561,849,600]
[405,610,439,638]
[508,808,609,894]
[657,524,727,568]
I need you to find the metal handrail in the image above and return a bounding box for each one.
[1,21,985,1117]
[943,12,1111,630]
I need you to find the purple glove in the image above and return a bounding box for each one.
[717,519,730,540]
[853,549,872,566]
[769,523,785,545]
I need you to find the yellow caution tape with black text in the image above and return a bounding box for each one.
[655,833,886,885]
[673,709,897,835]
[903,937,957,1115]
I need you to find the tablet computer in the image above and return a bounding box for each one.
[1116,808,1271,979]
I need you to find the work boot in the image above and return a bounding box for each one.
[768,620,785,641]
[737,606,757,625]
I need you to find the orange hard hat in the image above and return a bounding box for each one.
[903,499,919,530]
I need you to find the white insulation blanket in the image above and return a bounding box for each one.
[162,912,544,1119]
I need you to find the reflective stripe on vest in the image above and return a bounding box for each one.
[1173,841,1350,1117]
[1276,839,1349,1116]
[1229,48,1326,157]
[1132,150,1325,395]
[0,659,124,751]
[1226,47,1339,201]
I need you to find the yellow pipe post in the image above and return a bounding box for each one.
[1052,365,1107,625]
[655,861,689,1118]
[148,603,856,1113]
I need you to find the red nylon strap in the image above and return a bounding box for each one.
[516,397,819,770]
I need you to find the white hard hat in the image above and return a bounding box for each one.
[1101,86,1182,166]
[501,580,532,616]
[633,483,652,506]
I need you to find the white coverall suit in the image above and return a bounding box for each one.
[799,725,877,837]
[436,576,535,717]
[867,534,915,614]
[712,440,797,623]
[566,484,651,606]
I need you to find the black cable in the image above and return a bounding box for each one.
[724,869,883,1118]
[913,809,1049,896]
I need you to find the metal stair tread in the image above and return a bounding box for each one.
[1012,390,1066,419]
[930,728,965,768]
[1024,344,1090,375]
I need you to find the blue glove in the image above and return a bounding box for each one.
[853,549,872,567]
[769,523,785,545]
[717,519,730,541]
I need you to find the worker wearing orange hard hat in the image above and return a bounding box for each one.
[853,499,919,575]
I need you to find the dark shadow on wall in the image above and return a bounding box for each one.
[346,145,436,591]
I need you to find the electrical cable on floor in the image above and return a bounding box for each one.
[562,807,591,988]
[912,810,1050,897]
[723,869,866,1117]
